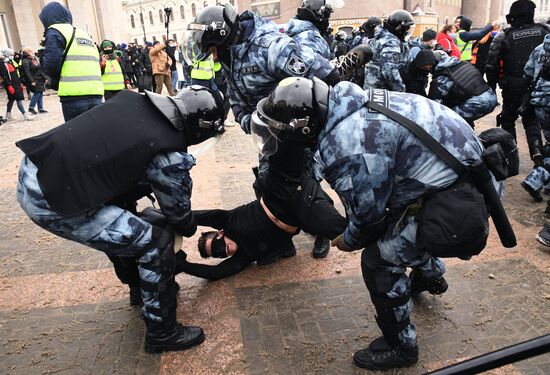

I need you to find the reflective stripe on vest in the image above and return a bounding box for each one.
[49,23,104,96]
[102,59,125,91]
[213,61,221,72]
[191,58,214,80]
[457,30,473,61]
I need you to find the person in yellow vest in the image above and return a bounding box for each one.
[190,44,216,90]
[455,16,498,63]
[99,40,131,101]
[39,2,104,121]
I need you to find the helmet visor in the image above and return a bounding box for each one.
[405,23,416,40]
[188,134,222,159]
[251,111,279,157]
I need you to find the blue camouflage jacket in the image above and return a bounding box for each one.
[316,82,485,249]
[525,34,550,107]
[363,26,410,91]
[430,55,461,102]
[223,11,334,134]
[285,17,331,60]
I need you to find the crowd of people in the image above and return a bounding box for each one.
[8,0,550,372]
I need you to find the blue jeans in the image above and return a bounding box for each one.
[61,97,102,121]
[29,92,44,110]
[171,70,178,92]
[7,99,26,114]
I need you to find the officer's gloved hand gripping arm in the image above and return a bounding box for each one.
[145,152,198,237]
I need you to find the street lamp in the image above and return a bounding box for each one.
[164,7,173,40]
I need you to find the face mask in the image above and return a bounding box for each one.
[103,48,113,55]
[210,235,228,258]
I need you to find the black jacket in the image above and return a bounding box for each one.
[139,48,153,74]
[21,54,47,93]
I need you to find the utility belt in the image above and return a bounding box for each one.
[365,96,517,259]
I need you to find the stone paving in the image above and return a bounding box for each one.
[0,91,549,375]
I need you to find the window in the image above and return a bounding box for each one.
[130,14,135,28]
[203,1,208,8]
[251,1,280,18]
[192,3,196,18]
[173,33,177,42]
[153,36,157,42]
[180,5,185,19]
[134,38,138,45]
[139,12,144,25]
[170,9,174,21]
[149,11,154,25]
[159,9,163,23]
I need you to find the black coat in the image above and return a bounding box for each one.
[21,54,47,93]
[139,48,153,74]
[0,59,25,100]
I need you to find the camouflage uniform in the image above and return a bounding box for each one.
[316,82,490,349]
[16,151,196,324]
[285,17,331,60]
[224,11,333,134]
[431,56,498,123]
[525,34,550,142]
[363,26,410,91]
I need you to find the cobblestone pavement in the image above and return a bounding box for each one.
[0,91,549,374]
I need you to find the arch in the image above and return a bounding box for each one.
[149,10,154,25]
[130,14,135,28]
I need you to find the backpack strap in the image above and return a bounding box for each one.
[365,99,467,176]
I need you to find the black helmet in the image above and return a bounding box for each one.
[506,0,536,25]
[251,77,329,152]
[297,0,334,33]
[362,16,381,38]
[187,4,239,53]
[176,85,225,145]
[384,10,415,41]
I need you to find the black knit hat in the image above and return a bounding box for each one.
[422,29,437,41]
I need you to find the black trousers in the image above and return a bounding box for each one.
[500,83,540,143]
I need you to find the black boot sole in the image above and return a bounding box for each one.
[144,331,205,354]
[353,352,418,370]
[312,249,329,259]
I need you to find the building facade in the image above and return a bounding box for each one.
[236,0,502,35]
[0,0,126,52]
[501,0,549,23]
[122,0,235,45]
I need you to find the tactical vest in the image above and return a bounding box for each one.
[16,90,188,216]
[102,58,125,91]
[503,23,549,78]
[49,23,104,97]
[457,30,472,61]
[436,61,490,106]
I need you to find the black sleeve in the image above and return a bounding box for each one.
[177,250,253,280]
[21,60,33,84]
[193,209,231,229]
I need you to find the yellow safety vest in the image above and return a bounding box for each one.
[457,30,473,62]
[102,58,125,91]
[12,60,20,76]
[191,54,214,80]
[49,23,104,96]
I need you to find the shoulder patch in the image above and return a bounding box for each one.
[241,65,260,74]
[286,56,307,75]
[76,37,95,46]
[512,28,542,40]
[367,89,389,113]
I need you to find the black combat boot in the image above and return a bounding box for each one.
[409,269,448,296]
[312,236,330,258]
[521,180,544,202]
[536,224,550,247]
[353,336,418,370]
[144,315,205,354]
[528,138,544,167]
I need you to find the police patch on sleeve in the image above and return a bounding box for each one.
[286,56,307,75]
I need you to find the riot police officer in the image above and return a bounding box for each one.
[188,4,370,259]
[429,52,498,127]
[364,10,414,91]
[285,0,335,60]
[16,86,225,354]
[251,77,508,370]
[351,17,381,49]
[487,0,550,161]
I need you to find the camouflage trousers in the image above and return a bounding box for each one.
[361,213,446,349]
[16,156,172,323]
[534,106,550,143]
[452,88,498,123]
